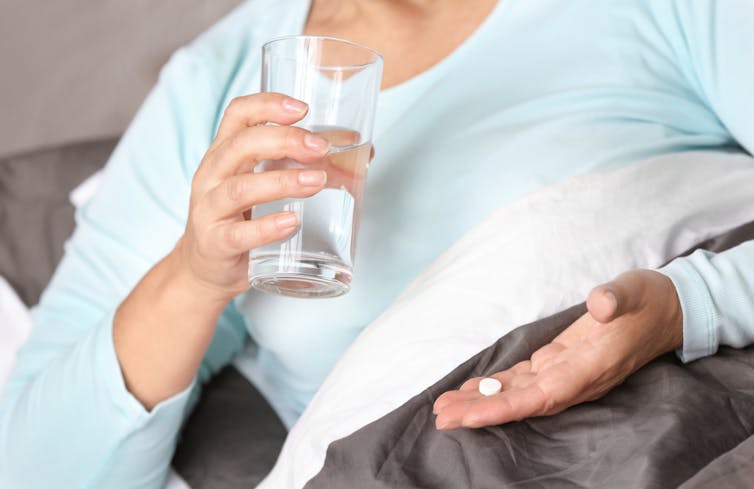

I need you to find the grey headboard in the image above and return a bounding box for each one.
[0,139,116,306]
[0,0,243,159]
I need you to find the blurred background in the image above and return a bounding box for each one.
[0,0,243,304]
[0,0,243,159]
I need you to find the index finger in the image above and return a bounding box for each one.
[214,92,309,143]
[460,383,550,429]
[459,361,531,391]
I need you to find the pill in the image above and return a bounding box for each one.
[479,377,502,396]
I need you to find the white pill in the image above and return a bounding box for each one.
[479,377,502,396]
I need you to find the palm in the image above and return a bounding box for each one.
[433,270,683,430]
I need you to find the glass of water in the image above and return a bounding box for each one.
[249,36,383,298]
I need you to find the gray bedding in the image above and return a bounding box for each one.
[0,139,116,305]
[2,140,753,488]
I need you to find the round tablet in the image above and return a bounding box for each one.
[479,377,502,396]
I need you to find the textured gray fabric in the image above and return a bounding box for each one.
[0,0,243,158]
[680,435,754,489]
[305,222,754,489]
[172,366,288,489]
[0,138,116,305]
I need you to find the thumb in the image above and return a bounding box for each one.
[587,271,644,324]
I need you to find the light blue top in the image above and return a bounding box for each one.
[1,0,753,487]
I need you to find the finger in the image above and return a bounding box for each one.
[551,312,594,345]
[435,399,475,430]
[530,342,567,372]
[461,383,549,428]
[459,367,520,392]
[587,271,644,323]
[215,93,309,143]
[214,212,299,255]
[459,376,485,391]
[433,389,482,415]
[459,361,531,392]
[203,169,327,219]
[507,372,539,389]
[206,125,330,182]
[316,128,361,147]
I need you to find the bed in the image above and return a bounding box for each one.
[1,141,753,489]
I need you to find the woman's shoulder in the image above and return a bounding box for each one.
[181,0,306,73]
[141,0,307,177]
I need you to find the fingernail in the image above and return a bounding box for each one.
[298,170,327,186]
[304,133,330,152]
[604,289,618,310]
[275,213,298,229]
[282,98,307,114]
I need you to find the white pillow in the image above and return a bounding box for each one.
[258,151,754,488]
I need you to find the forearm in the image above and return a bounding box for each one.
[114,240,232,410]
[1,307,194,489]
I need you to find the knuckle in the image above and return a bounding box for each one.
[212,137,235,165]
[192,155,211,185]
[228,133,245,152]
[276,171,295,192]
[542,397,557,414]
[530,351,545,370]
[247,222,267,247]
[224,224,245,249]
[192,225,212,254]
[225,177,246,202]
[188,204,205,227]
[282,126,302,151]
[263,92,283,109]
[190,173,203,197]
[535,385,556,414]
[224,97,245,118]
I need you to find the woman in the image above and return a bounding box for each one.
[1,0,753,487]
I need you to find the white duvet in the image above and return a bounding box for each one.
[2,151,754,489]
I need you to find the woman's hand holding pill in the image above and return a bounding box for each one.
[113,93,330,409]
[433,269,683,430]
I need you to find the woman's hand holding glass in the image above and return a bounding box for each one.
[175,92,332,302]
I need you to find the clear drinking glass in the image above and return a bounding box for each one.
[248,36,383,298]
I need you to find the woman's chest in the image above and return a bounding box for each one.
[230,0,731,352]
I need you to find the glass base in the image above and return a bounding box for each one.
[249,255,351,298]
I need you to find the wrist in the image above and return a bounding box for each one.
[169,237,238,308]
[113,244,231,410]
[654,270,684,353]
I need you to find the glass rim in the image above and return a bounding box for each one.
[262,35,384,71]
